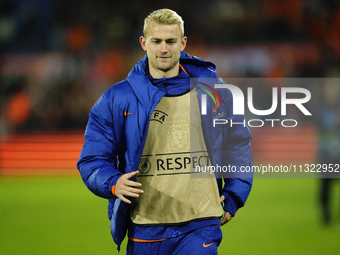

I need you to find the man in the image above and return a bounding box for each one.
[77,8,253,255]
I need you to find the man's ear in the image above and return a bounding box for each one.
[181,36,187,51]
[140,36,147,51]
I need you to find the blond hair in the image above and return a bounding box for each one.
[143,9,184,37]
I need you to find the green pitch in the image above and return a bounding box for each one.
[1,175,339,254]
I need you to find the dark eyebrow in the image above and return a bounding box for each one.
[150,37,178,41]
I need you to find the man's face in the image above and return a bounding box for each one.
[140,21,187,78]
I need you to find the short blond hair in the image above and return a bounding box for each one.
[143,9,184,37]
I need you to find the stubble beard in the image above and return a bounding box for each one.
[153,57,179,73]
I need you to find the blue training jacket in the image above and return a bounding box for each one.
[77,51,253,249]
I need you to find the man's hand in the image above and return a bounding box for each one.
[220,195,234,225]
[114,170,144,204]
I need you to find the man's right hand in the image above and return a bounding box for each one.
[114,170,144,204]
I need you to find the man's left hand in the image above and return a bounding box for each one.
[219,195,234,225]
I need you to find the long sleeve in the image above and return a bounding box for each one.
[77,90,122,199]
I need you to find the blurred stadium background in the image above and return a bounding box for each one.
[0,0,340,254]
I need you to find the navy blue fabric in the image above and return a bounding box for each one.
[77,52,253,250]
[149,68,190,96]
[127,224,222,255]
[128,218,221,241]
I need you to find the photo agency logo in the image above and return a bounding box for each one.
[199,82,312,128]
[197,82,222,113]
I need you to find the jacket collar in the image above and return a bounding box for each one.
[126,52,217,105]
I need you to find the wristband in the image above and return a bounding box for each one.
[111,185,116,196]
